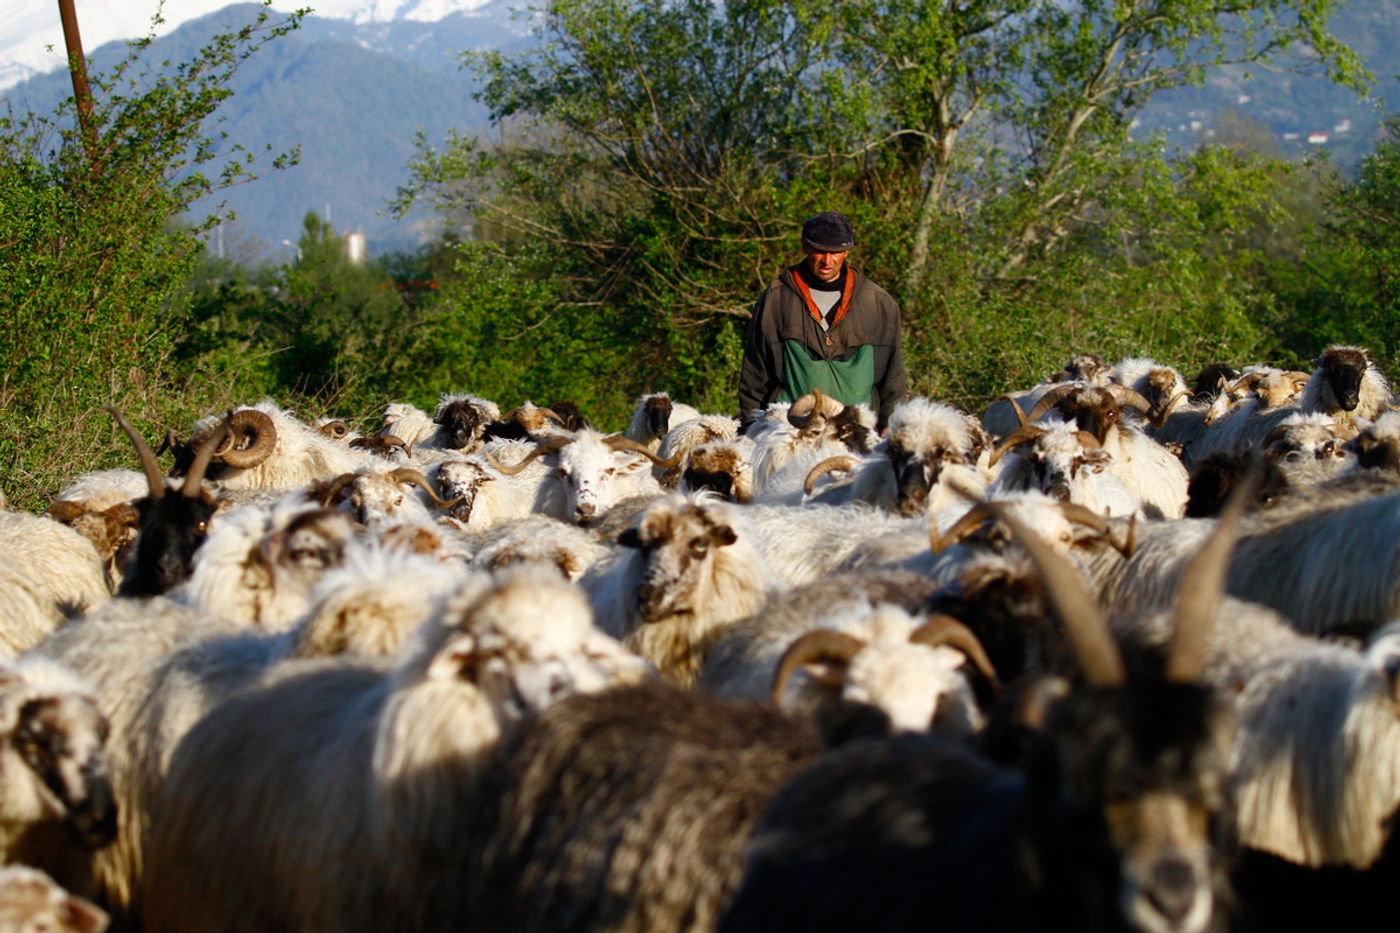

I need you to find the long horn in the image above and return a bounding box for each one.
[988,426,1045,468]
[804,455,861,495]
[182,412,234,498]
[987,502,1126,687]
[1057,501,1109,535]
[217,409,277,470]
[999,394,1031,430]
[1150,390,1190,429]
[909,614,1001,689]
[1165,457,1260,684]
[930,503,995,554]
[483,435,574,475]
[104,406,166,499]
[770,629,866,707]
[388,467,464,510]
[1074,430,1102,449]
[604,435,682,468]
[1026,384,1080,423]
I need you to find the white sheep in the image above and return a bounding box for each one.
[173,499,357,632]
[583,493,779,684]
[466,514,611,582]
[0,656,115,879]
[0,865,109,933]
[377,402,438,448]
[0,512,111,656]
[486,429,668,526]
[985,417,1144,519]
[141,565,647,933]
[184,401,369,491]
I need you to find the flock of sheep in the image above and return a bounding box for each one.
[2,343,1400,932]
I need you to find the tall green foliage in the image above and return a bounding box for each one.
[0,2,302,506]
[398,0,1370,417]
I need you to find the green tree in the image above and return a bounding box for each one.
[0,2,302,507]
[399,0,1368,415]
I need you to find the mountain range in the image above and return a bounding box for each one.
[2,1,1398,261]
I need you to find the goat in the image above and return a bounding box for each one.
[986,417,1144,519]
[0,865,109,933]
[623,391,702,453]
[105,406,231,598]
[141,565,646,933]
[1105,472,1400,639]
[1023,383,1188,519]
[176,401,368,491]
[792,397,989,515]
[748,392,878,495]
[679,436,757,503]
[377,402,438,448]
[466,514,610,582]
[459,680,826,933]
[583,493,779,684]
[654,413,741,487]
[717,481,1242,933]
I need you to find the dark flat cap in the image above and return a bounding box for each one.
[801,211,855,251]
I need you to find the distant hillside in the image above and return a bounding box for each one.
[3,1,1397,261]
[0,2,528,257]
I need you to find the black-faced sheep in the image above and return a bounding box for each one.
[623,391,702,453]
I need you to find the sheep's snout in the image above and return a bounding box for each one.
[66,760,118,850]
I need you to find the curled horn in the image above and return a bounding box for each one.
[216,409,277,470]
[535,406,567,426]
[388,467,464,510]
[770,629,867,707]
[1026,384,1080,423]
[999,394,1031,430]
[604,435,683,468]
[316,419,350,440]
[1165,457,1260,683]
[787,390,844,429]
[988,425,1046,468]
[804,455,861,495]
[909,614,1001,689]
[182,412,233,498]
[318,472,359,507]
[987,501,1126,687]
[930,503,995,554]
[483,435,575,475]
[1228,372,1264,395]
[104,405,166,499]
[1106,384,1152,416]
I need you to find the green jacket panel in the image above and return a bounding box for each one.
[738,265,908,429]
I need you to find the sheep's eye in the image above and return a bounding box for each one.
[689,540,709,558]
[196,520,209,534]
[393,496,404,507]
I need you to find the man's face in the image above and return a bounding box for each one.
[804,246,848,283]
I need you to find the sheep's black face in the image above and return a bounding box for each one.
[888,446,936,515]
[644,398,673,439]
[1322,355,1365,412]
[833,410,875,454]
[438,401,488,449]
[1034,682,1230,933]
[683,467,735,500]
[119,495,217,597]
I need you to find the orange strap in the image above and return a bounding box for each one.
[790,264,856,329]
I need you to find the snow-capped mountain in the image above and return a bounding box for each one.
[0,0,496,91]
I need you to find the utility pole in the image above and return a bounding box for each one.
[56,0,100,169]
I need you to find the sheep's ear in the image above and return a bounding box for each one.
[711,524,738,547]
[617,527,644,548]
[61,894,110,933]
[426,632,480,682]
